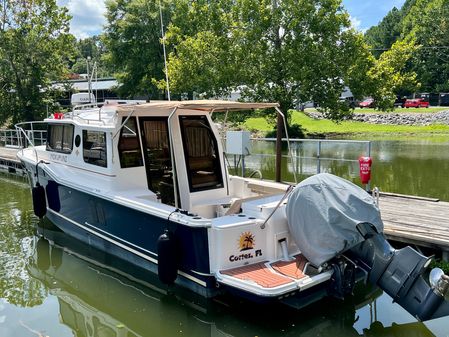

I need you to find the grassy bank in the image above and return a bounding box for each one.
[243,110,449,137]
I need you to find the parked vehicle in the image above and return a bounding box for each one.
[394,96,407,108]
[404,98,430,108]
[359,98,374,108]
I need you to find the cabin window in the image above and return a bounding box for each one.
[118,117,143,168]
[83,130,107,167]
[179,115,223,192]
[140,118,174,204]
[46,124,74,154]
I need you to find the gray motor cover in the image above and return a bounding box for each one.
[286,173,383,267]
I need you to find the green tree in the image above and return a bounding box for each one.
[403,0,449,92]
[364,0,449,94]
[0,0,76,124]
[166,0,371,121]
[367,40,419,110]
[364,7,403,58]
[70,35,112,78]
[103,0,170,99]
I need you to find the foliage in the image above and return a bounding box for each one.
[266,124,305,139]
[103,0,170,99]
[165,0,373,122]
[367,40,419,111]
[430,259,449,274]
[70,36,111,78]
[0,0,76,123]
[364,3,412,57]
[365,0,449,93]
[403,0,449,92]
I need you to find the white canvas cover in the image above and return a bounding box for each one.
[117,100,279,114]
[286,173,383,267]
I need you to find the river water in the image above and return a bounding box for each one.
[245,137,449,201]
[1,139,449,336]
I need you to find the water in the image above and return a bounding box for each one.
[1,139,449,336]
[242,138,449,201]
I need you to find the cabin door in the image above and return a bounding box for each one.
[139,117,175,206]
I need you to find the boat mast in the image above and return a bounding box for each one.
[159,0,171,101]
[86,56,92,103]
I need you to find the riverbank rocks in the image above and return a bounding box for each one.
[306,110,449,126]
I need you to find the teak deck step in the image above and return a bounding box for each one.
[271,255,308,280]
[221,262,293,288]
[221,255,309,289]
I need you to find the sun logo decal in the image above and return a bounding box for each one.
[239,232,255,251]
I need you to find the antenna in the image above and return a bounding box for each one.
[86,56,92,103]
[159,0,171,101]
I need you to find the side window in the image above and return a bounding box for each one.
[83,130,107,167]
[118,117,143,168]
[46,124,74,154]
[179,115,223,192]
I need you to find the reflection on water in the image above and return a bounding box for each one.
[0,149,449,336]
[0,174,47,308]
[18,232,438,337]
[241,139,449,201]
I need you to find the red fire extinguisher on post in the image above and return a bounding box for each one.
[359,156,372,190]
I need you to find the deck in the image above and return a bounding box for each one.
[1,146,449,255]
[0,147,22,162]
[0,147,25,175]
[379,193,449,253]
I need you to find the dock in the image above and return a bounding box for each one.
[0,147,25,175]
[379,193,449,257]
[1,146,449,257]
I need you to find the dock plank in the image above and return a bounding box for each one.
[379,194,449,251]
[0,147,21,162]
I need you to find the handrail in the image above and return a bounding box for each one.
[275,107,298,184]
[226,138,372,185]
[15,126,39,163]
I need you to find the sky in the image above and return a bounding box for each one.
[58,0,406,39]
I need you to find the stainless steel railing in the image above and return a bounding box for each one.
[227,138,371,187]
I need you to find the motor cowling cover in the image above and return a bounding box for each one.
[286,173,383,267]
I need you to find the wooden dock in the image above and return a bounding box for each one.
[1,146,449,255]
[379,193,449,255]
[0,147,25,175]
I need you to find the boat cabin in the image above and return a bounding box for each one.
[42,101,287,219]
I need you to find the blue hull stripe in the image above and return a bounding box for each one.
[47,208,208,287]
[83,221,158,257]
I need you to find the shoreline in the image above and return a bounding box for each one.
[244,110,449,139]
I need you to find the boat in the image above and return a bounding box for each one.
[16,99,449,320]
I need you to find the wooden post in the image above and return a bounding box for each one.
[275,112,283,182]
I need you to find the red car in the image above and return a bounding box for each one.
[404,98,430,108]
[359,98,375,108]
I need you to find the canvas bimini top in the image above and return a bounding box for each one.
[116,100,280,114]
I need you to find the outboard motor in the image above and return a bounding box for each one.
[350,222,449,321]
[286,173,449,321]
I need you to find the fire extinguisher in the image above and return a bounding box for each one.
[358,156,372,187]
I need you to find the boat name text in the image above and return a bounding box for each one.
[50,153,68,163]
[229,249,262,262]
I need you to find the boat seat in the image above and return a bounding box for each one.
[225,193,280,215]
[247,182,289,195]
